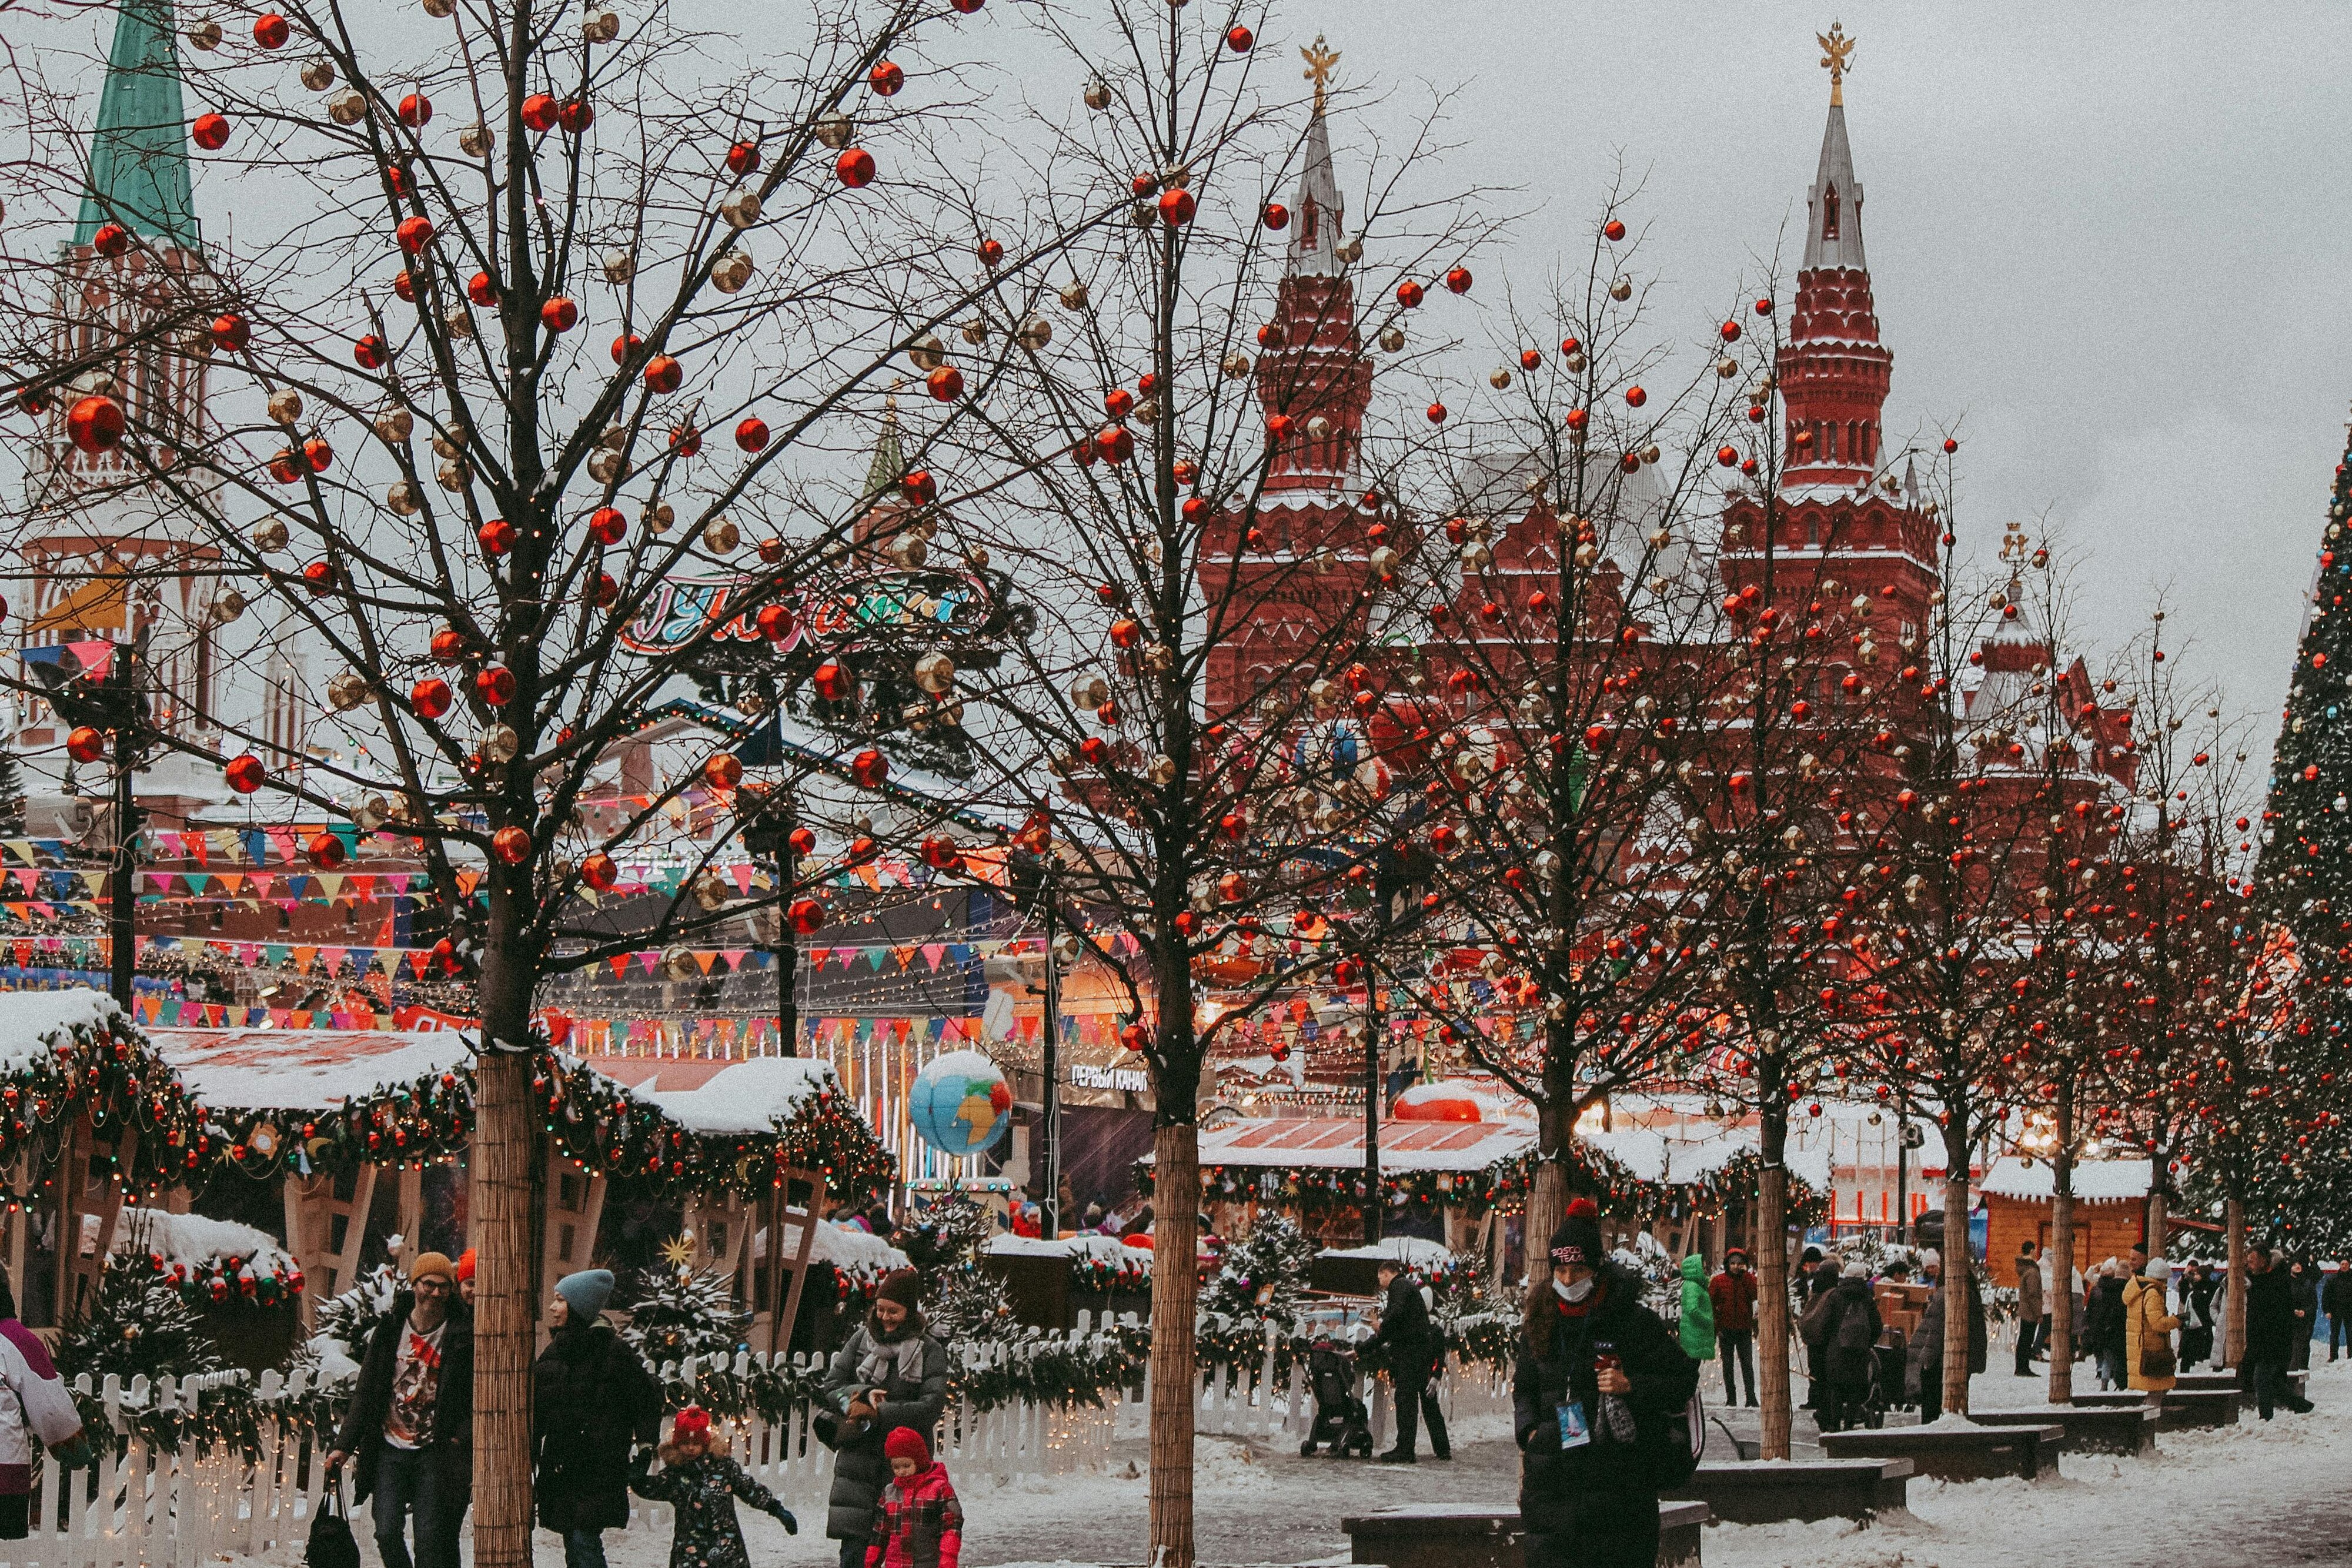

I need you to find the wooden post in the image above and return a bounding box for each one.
[761,1169,824,1356]
[396,1165,426,1255]
[285,1166,381,1318]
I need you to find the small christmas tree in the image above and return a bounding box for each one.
[924,1257,1016,1343]
[56,1256,222,1385]
[1198,1215,1317,1333]
[622,1261,750,1370]
[0,745,24,838]
[897,1195,990,1273]
[314,1263,401,1362]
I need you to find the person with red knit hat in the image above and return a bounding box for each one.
[629,1405,796,1568]
[864,1426,961,1568]
[1512,1198,1698,1568]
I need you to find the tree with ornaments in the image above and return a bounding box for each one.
[1195,1213,1315,1363]
[0,0,1090,1557]
[940,12,1483,1563]
[55,1252,223,1388]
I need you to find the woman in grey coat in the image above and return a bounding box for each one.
[820,1269,948,1568]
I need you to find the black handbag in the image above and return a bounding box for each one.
[307,1479,361,1568]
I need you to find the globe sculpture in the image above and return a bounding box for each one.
[910,1048,1014,1156]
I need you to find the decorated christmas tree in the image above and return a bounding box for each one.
[1196,1215,1317,1361]
[622,1256,750,1371]
[55,1255,222,1385]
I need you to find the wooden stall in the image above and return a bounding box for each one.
[1980,1156,2152,1278]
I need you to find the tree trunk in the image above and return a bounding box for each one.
[2046,1104,2076,1406]
[2144,1183,2167,1265]
[1755,1106,1793,1460]
[1147,1120,1201,1568]
[470,897,539,1568]
[1524,1096,1572,1283]
[1940,1121,1971,1418]
[2224,1194,2247,1369]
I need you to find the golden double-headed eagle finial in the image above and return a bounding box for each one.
[2000,523,2030,564]
[1819,21,1856,107]
[1302,35,1340,116]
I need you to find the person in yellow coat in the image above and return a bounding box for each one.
[2123,1255,2181,1395]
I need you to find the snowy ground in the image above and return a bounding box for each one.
[351,1359,2351,1567]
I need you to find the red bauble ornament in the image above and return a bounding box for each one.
[1716,444,1738,467]
[870,61,904,96]
[756,603,793,641]
[705,753,743,789]
[520,93,559,132]
[589,571,619,607]
[1426,402,1447,424]
[304,436,333,472]
[211,313,250,350]
[1096,426,1134,464]
[1942,437,1958,453]
[465,271,500,306]
[1444,266,1472,294]
[475,666,517,707]
[91,222,131,258]
[412,677,455,718]
[850,748,889,787]
[1753,296,1774,316]
[396,215,436,253]
[735,416,770,452]
[308,831,347,868]
[812,661,851,701]
[540,296,579,332]
[1625,385,1646,408]
[789,897,827,934]
[430,627,467,663]
[589,507,626,544]
[479,517,517,554]
[393,269,417,302]
[1562,407,1588,433]
[66,395,125,454]
[66,727,106,764]
[353,334,388,368]
[611,333,643,365]
[225,754,266,794]
[302,560,338,593]
[978,237,1005,267]
[492,825,532,864]
[949,0,983,12]
[399,92,432,127]
[1603,218,1626,240]
[1719,319,1741,342]
[789,825,816,855]
[581,852,619,890]
[836,147,876,187]
[557,98,593,135]
[669,423,701,456]
[926,365,964,402]
[192,112,230,150]
[901,469,937,504]
[1227,23,1254,50]
[726,140,759,176]
[1395,279,1425,308]
[642,355,682,393]
[269,448,303,483]
[1262,202,1289,230]
[1157,188,1196,226]
[253,12,290,47]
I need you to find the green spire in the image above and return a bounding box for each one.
[864,395,906,497]
[74,0,201,250]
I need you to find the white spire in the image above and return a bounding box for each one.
[1802,103,1866,272]
[1289,38,1345,278]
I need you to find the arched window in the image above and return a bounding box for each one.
[1822,183,1840,241]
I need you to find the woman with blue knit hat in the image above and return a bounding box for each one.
[534,1268,660,1568]
[1512,1199,1698,1568]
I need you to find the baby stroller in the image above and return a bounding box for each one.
[1299,1336,1374,1457]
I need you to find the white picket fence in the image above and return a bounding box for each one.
[0,1315,1506,1566]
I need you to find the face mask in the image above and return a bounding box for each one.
[1553,1275,1596,1303]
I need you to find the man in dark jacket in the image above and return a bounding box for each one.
[1909,1272,1986,1422]
[1816,1263,1882,1433]
[2244,1245,2315,1419]
[2086,1263,2130,1389]
[2323,1262,2352,1361]
[327,1253,473,1568]
[1369,1258,1449,1463]
[821,1269,950,1568]
[2287,1256,2321,1372]
[2013,1243,2043,1375]
[1796,1246,1835,1411]
[1513,1199,1698,1568]
[2179,1260,2219,1370]
[533,1269,660,1568]
[1708,1249,1758,1407]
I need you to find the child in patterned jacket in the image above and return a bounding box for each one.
[864,1427,962,1568]
[630,1406,797,1568]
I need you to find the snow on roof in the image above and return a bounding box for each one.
[1321,1236,1453,1266]
[810,1219,909,1277]
[154,1029,476,1111]
[1980,1156,2152,1203]
[582,1054,841,1135]
[0,988,125,1072]
[115,1209,293,1273]
[984,1232,1152,1268]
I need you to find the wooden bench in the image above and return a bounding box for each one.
[1663,1458,1912,1524]
[2072,1386,2239,1430]
[1969,1405,2159,1455]
[2169,1368,2306,1410]
[1818,1423,2063,1482]
[1339,1500,1712,1568]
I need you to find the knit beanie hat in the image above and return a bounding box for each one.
[1548,1198,1605,1268]
[556,1268,616,1321]
[456,1249,476,1282]
[2144,1255,2172,1281]
[1724,1247,1748,1265]
[877,1268,924,1310]
[884,1426,932,1467]
[1842,1260,1869,1279]
[671,1406,713,1443]
[409,1252,455,1285]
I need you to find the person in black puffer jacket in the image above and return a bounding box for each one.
[1368,1258,1448,1463]
[534,1270,662,1568]
[820,1270,949,1568]
[1513,1199,1698,1568]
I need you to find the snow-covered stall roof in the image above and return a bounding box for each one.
[984,1232,1152,1268]
[581,1054,840,1135]
[0,988,127,1070]
[153,1029,476,1110]
[1980,1156,2152,1203]
[1320,1236,1454,1266]
[114,1208,296,1275]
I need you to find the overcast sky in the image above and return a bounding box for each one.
[1182,0,2347,778]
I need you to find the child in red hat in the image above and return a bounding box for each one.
[864,1426,961,1568]
[630,1406,796,1568]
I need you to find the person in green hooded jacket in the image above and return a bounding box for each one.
[1678,1255,1716,1362]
